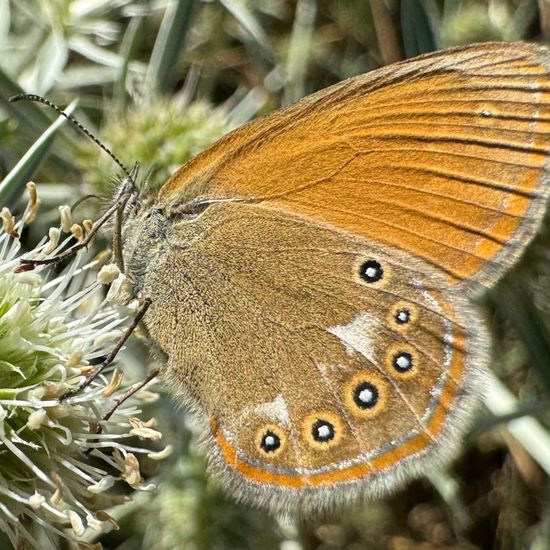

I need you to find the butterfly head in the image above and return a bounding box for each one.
[120,179,216,302]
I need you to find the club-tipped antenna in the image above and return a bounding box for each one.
[9,93,132,180]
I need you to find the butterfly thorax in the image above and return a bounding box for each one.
[123,207,169,298]
[122,199,217,362]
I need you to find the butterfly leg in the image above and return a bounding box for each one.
[102,367,160,424]
[59,298,152,402]
[85,366,161,441]
[16,177,136,271]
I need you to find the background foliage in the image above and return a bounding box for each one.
[2,0,550,548]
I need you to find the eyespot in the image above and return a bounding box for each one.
[395,309,410,324]
[261,431,281,453]
[344,372,387,418]
[385,344,417,379]
[354,381,379,409]
[388,302,418,331]
[359,259,383,283]
[255,425,286,458]
[312,419,335,442]
[393,351,413,373]
[302,412,344,450]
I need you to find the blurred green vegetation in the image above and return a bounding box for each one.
[2,0,550,548]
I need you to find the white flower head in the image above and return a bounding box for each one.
[0,186,169,548]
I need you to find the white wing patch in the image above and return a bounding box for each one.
[328,312,378,363]
[245,394,291,427]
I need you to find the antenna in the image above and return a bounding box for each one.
[9,93,132,180]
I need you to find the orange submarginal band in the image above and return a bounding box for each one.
[211,326,467,489]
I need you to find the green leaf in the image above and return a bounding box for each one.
[0,100,77,207]
[401,0,437,58]
[146,0,197,96]
[0,66,76,177]
[30,31,68,95]
[283,0,317,105]
[0,65,55,140]
[493,282,550,391]
[0,0,10,46]
[219,0,271,56]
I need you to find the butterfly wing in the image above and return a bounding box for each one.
[159,41,550,289]
[147,202,486,512]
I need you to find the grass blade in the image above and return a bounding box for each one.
[484,372,550,477]
[114,13,142,109]
[0,66,55,139]
[401,0,437,57]
[370,0,403,64]
[219,0,271,56]
[283,0,317,105]
[493,282,550,391]
[146,0,196,96]
[0,100,77,207]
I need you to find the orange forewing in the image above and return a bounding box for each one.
[160,42,550,288]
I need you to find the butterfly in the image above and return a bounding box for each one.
[16,41,550,515]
